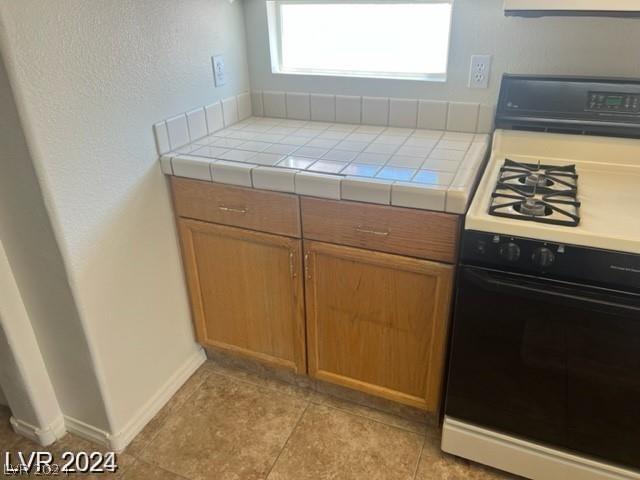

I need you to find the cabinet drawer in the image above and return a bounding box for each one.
[171,177,301,238]
[301,197,459,263]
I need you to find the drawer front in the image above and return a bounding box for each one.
[171,177,301,238]
[301,197,459,263]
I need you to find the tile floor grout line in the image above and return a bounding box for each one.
[264,401,311,479]
[411,434,427,480]
[210,361,429,435]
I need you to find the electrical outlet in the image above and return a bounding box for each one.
[469,55,492,89]
[212,55,226,87]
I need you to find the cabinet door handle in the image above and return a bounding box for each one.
[304,253,311,280]
[289,250,297,278]
[218,205,248,214]
[355,226,390,237]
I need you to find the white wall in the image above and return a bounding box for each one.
[0,53,109,431]
[0,238,65,445]
[244,0,640,103]
[0,0,250,439]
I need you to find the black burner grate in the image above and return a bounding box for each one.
[498,159,579,195]
[490,160,581,227]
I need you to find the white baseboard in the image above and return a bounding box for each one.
[63,348,206,452]
[15,348,205,453]
[107,347,206,452]
[442,417,640,480]
[64,414,112,448]
[10,414,66,446]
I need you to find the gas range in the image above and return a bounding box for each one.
[444,75,640,480]
[466,130,640,256]
[466,75,640,256]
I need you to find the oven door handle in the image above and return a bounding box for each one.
[464,267,640,316]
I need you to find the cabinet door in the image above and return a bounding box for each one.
[179,218,306,373]
[304,240,454,411]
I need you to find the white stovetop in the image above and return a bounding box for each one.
[161,116,490,214]
[466,129,640,254]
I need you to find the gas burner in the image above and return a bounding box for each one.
[522,173,553,189]
[489,179,581,227]
[498,159,578,195]
[515,198,551,217]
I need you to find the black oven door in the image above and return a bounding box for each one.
[445,266,640,469]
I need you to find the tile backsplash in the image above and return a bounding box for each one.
[153,92,253,155]
[252,90,494,134]
[153,90,495,156]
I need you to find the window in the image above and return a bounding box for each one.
[266,1,453,81]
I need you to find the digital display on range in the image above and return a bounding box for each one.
[606,96,624,107]
[588,92,640,113]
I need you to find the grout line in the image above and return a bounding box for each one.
[411,434,427,480]
[208,359,428,436]
[265,402,310,479]
[283,91,288,119]
[444,102,450,131]
[385,97,390,126]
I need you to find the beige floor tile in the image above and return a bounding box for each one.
[123,458,187,480]
[310,390,426,435]
[0,406,22,450]
[126,363,213,456]
[268,403,423,480]
[416,435,519,480]
[139,373,308,480]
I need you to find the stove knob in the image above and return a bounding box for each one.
[499,242,521,262]
[532,247,555,268]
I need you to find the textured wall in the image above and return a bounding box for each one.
[244,0,640,102]
[0,55,109,430]
[0,238,64,436]
[0,0,250,434]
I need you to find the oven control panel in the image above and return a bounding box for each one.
[496,76,640,138]
[586,92,640,114]
[470,234,561,272]
[462,231,640,293]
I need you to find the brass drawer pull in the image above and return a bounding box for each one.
[218,205,248,214]
[355,226,390,237]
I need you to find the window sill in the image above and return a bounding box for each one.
[272,69,447,83]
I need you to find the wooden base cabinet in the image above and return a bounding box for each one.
[304,240,455,412]
[172,179,458,412]
[178,218,306,373]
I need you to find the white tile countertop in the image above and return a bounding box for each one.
[159,116,490,214]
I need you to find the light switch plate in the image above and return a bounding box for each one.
[469,55,492,89]
[212,55,226,87]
